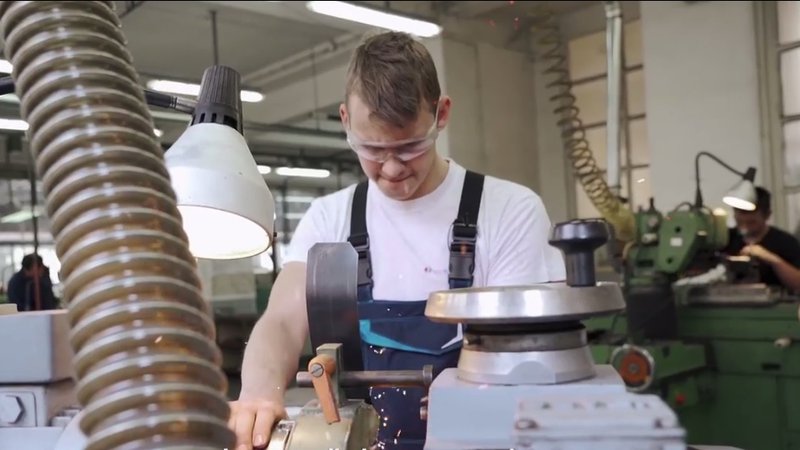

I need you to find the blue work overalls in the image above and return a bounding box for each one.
[347,170,485,450]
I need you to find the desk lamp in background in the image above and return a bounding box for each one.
[694,150,757,212]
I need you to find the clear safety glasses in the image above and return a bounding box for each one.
[345,106,440,163]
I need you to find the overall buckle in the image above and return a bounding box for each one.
[449,223,477,282]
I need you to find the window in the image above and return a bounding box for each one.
[567,20,652,218]
[775,1,800,233]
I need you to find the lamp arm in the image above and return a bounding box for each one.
[143,90,196,114]
[694,151,749,208]
[0,75,196,113]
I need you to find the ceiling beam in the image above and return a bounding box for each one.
[239,32,362,87]
[242,58,349,125]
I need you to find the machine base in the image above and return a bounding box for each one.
[425,365,647,449]
[458,345,596,385]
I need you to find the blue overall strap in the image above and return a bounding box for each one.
[449,170,485,289]
[347,181,373,297]
[347,172,484,450]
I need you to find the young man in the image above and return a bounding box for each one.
[229,31,565,450]
[6,253,57,311]
[724,186,800,292]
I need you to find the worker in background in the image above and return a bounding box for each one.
[228,31,566,450]
[6,253,57,311]
[724,186,800,292]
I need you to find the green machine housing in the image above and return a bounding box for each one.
[587,201,800,450]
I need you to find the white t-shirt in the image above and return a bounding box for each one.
[284,159,566,300]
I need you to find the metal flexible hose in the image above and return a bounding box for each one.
[528,6,635,242]
[0,2,235,449]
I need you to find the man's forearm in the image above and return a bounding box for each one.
[771,258,800,292]
[239,316,305,402]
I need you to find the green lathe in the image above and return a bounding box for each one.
[587,200,800,450]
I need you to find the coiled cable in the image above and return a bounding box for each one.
[528,6,636,242]
[0,2,235,449]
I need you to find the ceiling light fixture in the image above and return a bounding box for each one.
[0,59,12,74]
[0,119,162,138]
[147,79,264,103]
[257,165,272,175]
[275,167,331,178]
[0,205,45,224]
[306,1,442,38]
[0,118,28,131]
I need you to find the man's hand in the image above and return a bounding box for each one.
[741,244,781,265]
[228,398,287,449]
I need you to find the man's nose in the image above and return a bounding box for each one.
[380,156,406,178]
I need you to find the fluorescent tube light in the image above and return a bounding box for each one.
[0,94,19,104]
[257,165,272,175]
[0,59,12,74]
[276,167,330,178]
[1,206,44,224]
[150,110,191,121]
[0,118,28,131]
[306,1,442,38]
[283,196,315,203]
[146,79,264,103]
[0,119,160,135]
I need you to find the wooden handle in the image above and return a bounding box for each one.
[308,354,340,424]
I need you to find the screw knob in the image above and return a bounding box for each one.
[549,219,610,287]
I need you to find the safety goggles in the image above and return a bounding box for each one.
[345,106,440,163]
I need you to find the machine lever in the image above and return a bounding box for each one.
[297,365,434,389]
[308,354,341,424]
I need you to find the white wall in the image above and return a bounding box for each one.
[433,37,541,193]
[641,1,762,213]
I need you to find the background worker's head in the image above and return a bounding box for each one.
[733,186,772,242]
[340,31,451,201]
[21,253,43,276]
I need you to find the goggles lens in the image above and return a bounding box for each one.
[346,106,440,162]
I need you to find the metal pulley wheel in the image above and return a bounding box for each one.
[305,243,367,399]
[610,344,656,392]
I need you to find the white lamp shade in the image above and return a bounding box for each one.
[722,179,757,211]
[165,123,275,259]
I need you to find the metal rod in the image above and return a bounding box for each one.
[296,366,434,388]
[604,1,623,198]
[210,10,219,66]
[27,149,40,310]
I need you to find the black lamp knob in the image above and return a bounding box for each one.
[549,219,610,287]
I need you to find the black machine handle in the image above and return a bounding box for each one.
[549,219,610,287]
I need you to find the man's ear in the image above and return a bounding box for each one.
[339,103,348,126]
[436,96,452,129]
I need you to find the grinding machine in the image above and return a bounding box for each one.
[1,219,702,449]
[266,219,693,450]
[586,200,800,450]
